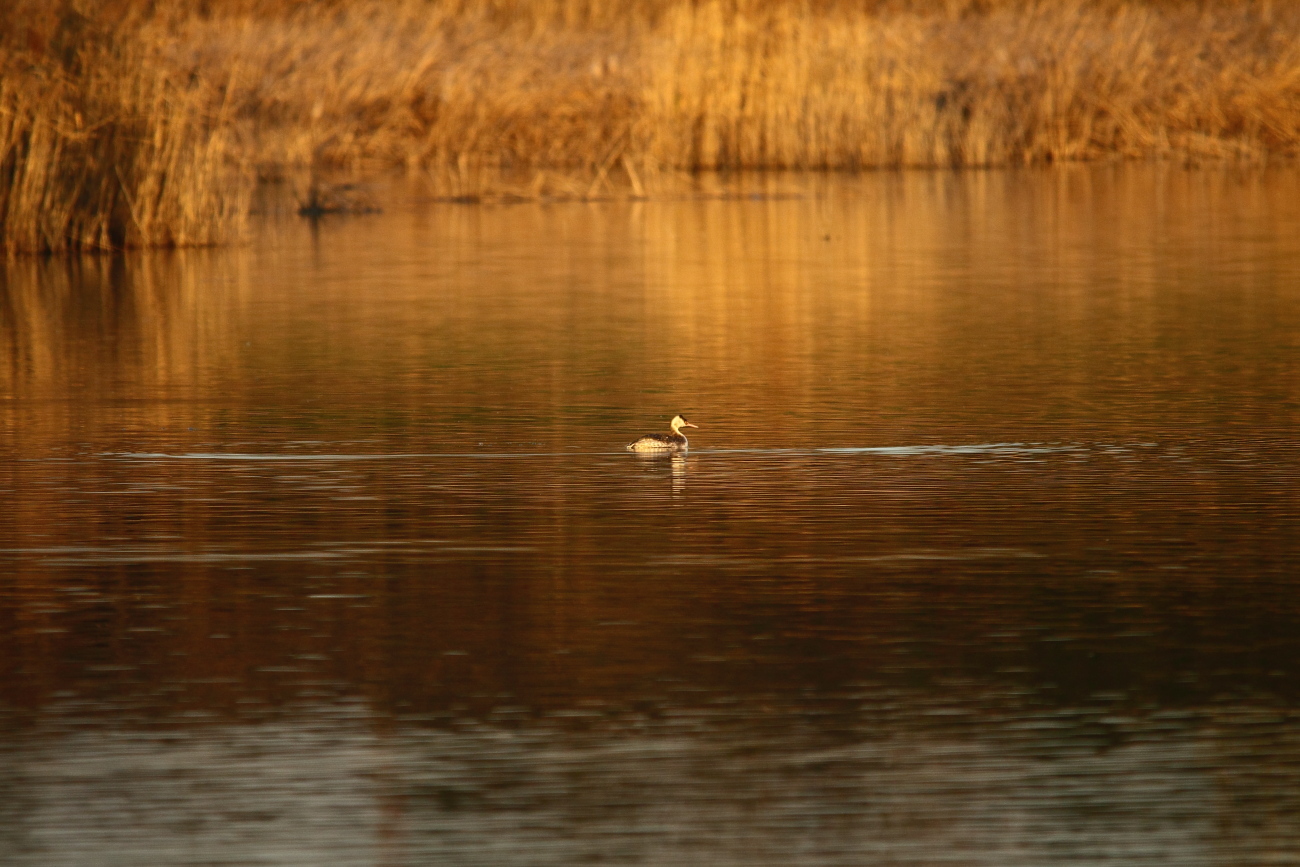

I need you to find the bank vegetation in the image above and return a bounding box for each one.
[3,0,1299,252]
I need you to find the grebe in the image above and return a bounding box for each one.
[626,415,698,452]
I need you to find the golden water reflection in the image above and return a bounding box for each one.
[5,166,1296,451]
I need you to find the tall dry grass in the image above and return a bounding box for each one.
[645,0,1300,168]
[2,0,1299,252]
[166,0,1300,182]
[0,4,251,254]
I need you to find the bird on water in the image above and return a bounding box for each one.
[626,415,699,452]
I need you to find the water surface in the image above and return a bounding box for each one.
[2,166,1299,865]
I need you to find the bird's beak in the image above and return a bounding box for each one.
[684,422,699,428]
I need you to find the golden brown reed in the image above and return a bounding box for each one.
[167,0,1300,173]
[646,0,1300,168]
[2,0,1298,252]
[1,4,252,254]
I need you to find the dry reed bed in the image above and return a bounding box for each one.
[647,2,1300,167]
[2,0,1299,253]
[1,8,252,254]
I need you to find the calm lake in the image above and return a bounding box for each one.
[2,166,1299,865]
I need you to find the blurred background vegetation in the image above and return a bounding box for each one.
[3,0,1298,252]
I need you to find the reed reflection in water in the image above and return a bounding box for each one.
[2,166,1299,865]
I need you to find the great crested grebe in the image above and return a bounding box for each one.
[626,415,699,452]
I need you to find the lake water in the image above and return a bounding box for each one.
[2,166,1299,865]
